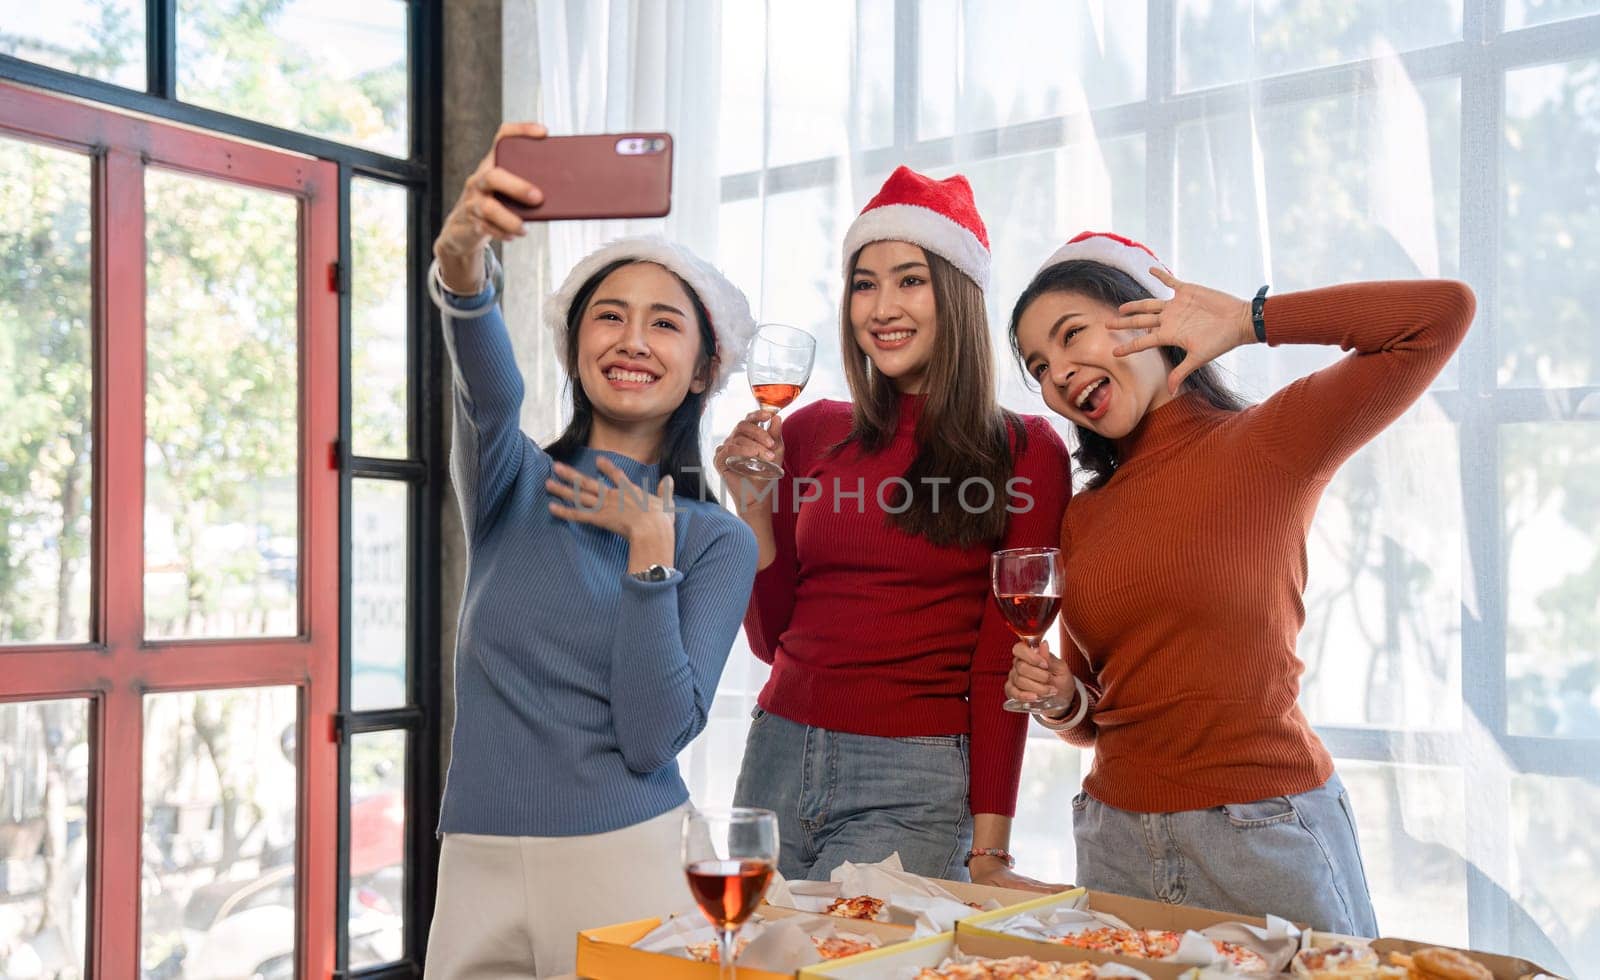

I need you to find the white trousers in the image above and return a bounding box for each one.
[423,805,691,979]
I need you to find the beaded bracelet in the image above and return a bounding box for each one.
[965,847,1016,869]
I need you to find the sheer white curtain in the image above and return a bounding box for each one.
[509,3,1600,973]
[500,0,725,440]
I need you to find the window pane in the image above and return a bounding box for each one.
[1500,58,1600,388]
[765,0,892,168]
[677,699,759,815]
[0,137,93,645]
[1176,79,1461,297]
[1299,412,1464,730]
[353,480,409,711]
[0,0,145,88]
[761,183,850,407]
[351,178,410,459]
[1337,761,1469,948]
[1510,773,1596,976]
[718,0,766,176]
[141,687,298,978]
[348,731,406,969]
[1176,78,1462,387]
[177,0,409,157]
[919,0,1146,140]
[1177,0,1461,92]
[1506,0,1600,29]
[144,170,299,640]
[1503,423,1600,737]
[0,699,89,980]
[1010,737,1090,885]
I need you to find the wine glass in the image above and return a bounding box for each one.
[682,806,779,979]
[992,547,1086,717]
[722,323,815,480]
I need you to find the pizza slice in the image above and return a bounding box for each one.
[824,894,887,920]
[813,934,877,959]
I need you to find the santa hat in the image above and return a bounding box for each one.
[842,166,992,290]
[544,236,757,395]
[1036,231,1174,300]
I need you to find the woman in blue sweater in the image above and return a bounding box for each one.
[423,123,760,978]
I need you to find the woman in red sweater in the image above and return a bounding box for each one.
[714,167,1072,889]
[1004,231,1474,933]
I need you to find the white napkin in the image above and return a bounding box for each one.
[982,902,1300,975]
[632,911,881,970]
[893,949,1154,980]
[767,853,1018,936]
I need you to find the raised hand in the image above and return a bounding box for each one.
[714,410,785,510]
[433,121,548,294]
[1110,266,1255,394]
[546,458,676,562]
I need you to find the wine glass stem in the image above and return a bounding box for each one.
[718,925,738,980]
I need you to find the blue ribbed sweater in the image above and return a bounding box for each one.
[435,284,758,837]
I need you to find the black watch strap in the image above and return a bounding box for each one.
[1251,285,1270,343]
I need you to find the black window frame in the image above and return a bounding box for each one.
[0,2,445,976]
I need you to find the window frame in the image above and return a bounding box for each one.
[0,2,444,976]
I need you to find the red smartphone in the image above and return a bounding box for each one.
[493,133,673,221]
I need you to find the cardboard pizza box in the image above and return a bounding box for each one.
[574,905,914,980]
[765,873,1064,924]
[1372,936,1567,980]
[798,930,1162,979]
[956,888,1298,980]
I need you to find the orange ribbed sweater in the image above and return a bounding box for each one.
[1054,280,1475,813]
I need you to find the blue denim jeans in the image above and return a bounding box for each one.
[733,706,974,882]
[1072,773,1379,936]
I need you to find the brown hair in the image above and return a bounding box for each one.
[838,246,1024,547]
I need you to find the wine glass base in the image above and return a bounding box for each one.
[1004,696,1077,715]
[723,454,783,479]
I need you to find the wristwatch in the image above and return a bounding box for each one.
[629,564,673,583]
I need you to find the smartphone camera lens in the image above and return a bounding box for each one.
[615,136,665,155]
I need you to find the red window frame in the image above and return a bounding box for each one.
[0,81,340,978]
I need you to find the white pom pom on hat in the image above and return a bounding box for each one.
[543,236,757,395]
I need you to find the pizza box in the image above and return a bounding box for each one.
[765,874,1063,924]
[956,888,1299,980]
[575,904,915,980]
[797,929,1159,979]
[1372,936,1567,980]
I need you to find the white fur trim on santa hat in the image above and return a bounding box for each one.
[842,204,992,291]
[543,236,757,395]
[1037,234,1174,300]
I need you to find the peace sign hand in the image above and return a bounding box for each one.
[1110,266,1256,394]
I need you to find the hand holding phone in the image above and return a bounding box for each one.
[493,132,673,221]
[433,122,547,294]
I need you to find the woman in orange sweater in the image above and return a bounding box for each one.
[1003,232,1474,935]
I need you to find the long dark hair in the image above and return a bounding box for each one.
[1008,260,1248,490]
[546,259,718,502]
[838,247,1025,548]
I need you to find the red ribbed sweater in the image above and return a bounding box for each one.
[745,396,1073,816]
[1053,280,1475,813]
